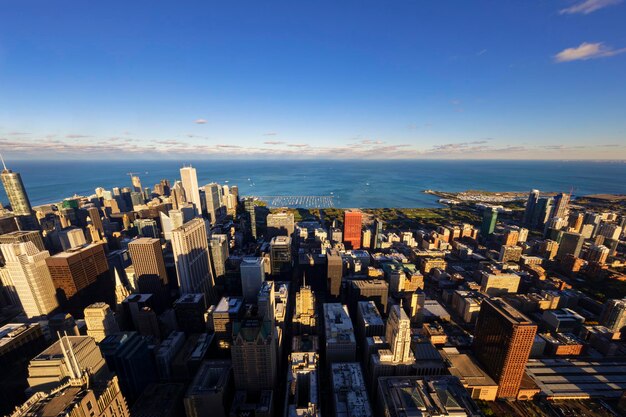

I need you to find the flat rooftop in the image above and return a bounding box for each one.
[487,298,534,325]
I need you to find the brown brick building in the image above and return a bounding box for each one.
[46,243,109,298]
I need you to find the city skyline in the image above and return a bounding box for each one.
[1,1,625,160]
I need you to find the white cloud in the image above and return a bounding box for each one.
[194,118,207,124]
[560,0,622,15]
[554,42,626,62]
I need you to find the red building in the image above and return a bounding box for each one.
[343,211,362,249]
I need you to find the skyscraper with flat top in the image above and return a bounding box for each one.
[128,238,169,291]
[472,298,537,399]
[481,207,498,237]
[343,211,362,249]
[1,242,58,318]
[180,166,202,216]
[172,218,215,302]
[552,192,570,220]
[522,189,540,227]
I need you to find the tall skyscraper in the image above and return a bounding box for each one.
[294,281,317,335]
[0,242,58,318]
[373,218,383,249]
[242,197,257,239]
[171,218,215,302]
[209,234,229,286]
[522,189,540,227]
[556,231,584,261]
[481,207,498,237]
[327,249,343,298]
[472,298,537,399]
[270,236,292,277]
[385,304,412,363]
[552,192,570,220]
[0,159,33,216]
[180,166,202,216]
[131,175,143,193]
[240,257,265,302]
[128,238,169,291]
[266,212,295,238]
[204,183,223,225]
[343,211,362,249]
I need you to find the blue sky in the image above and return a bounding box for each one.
[0,0,625,160]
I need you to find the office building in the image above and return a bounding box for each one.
[0,230,45,253]
[180,166,202,216]
[27,335,106,393]
[131,383,185,417]
[10,374,129,417]
[156,331,186,381]
[174,293,207,334]
[231,313,277,391]
[209,234,229,285]
[0,242,58,318]
[59,228,87,251]
[184,360,233,417]
[385,304,413,364]
[294,283,317,335]
[172,218,215,302]
[46,242,109,302]
[552,192,570,220]
[240,257,265,302]
[481,207,498,237]
[270,236,292,276]
[323,303,356,363]
[439,348,498,401]
[355,301,385,345]
[330,363,372,417]
[135,218,159,238]
[586,244,610,264]
[327,249,343,298]
[204,183,223,225]
[472,298,537,399]
[211,296,244,350]
[343,211,362,249]
[542,308,585,333]
[1,163,33,217]
[376,376,483,417]
[523,189,540,227]
[600,298,626,333]
[100,332,157,402]
[286,352,320,417]
[84,302,120,342]
[230,390,273,417]
[556,231,584,261]
[479,272,520,297]
[128,238,168,302]
[266,212,295,238]
[349,279,389,315]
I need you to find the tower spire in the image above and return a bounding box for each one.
[0,153,7,171]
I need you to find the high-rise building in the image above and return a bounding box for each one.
[184,360,233,417]
[58,227,87,251]
[285,352,320,417]
[1,161,33,217]
[556,231,584,261]
[203,183,223,225]
[294,282,317,335]
[266,212,295,238]
[481,207,498,237]
[240,257,265,302]
[180,166,202,217]
[323,303,356,363]
[326,249,343,298]
[84,302,120,342]
[600,298,626,333]
[586,244,610,264]
[128,238,169,299]
[330,363,372,417]
[174,293,207,334]
[131,175,142,193]
[135,218,159,238]
[0,230,45,252]
[171,218,215,302]
[210,296,244,350]
[242,197,257,239]
[100,332,157,402]
[209,234,229,286]
[385,304,413,363]
[532,197,554,229]
[46,242,109,299]
[231,312,277,392]
[0,242,58,318]
[373,218,383,249]
[349,279,389,315]
[552,192,570,220]
[170,181,186,210]
[472,298,537,399]
[270,236,292,276]
[522,189,540,227]
[343,211,362,249]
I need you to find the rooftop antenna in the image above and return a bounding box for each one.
[0,153,7,170]
[65,332,83,379]
[58,332,77,379]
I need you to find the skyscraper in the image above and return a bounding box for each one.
[600,298,626,333]
[556,231,584,261]
[209,234,229,286]
[522,189,540,227]
[266,212,295,238]
[294,281,317,335]
[180,166,202,216]
[131,175,143,193]
[385,304,412,363]
[327,249,343,298]
[171,218,215,302]
[84,302,120,342]
[0,242,58,318]
[481,207,498,237]
[128,238,168,290]
[0,159,33,216]
[270,236,292,277]
[552,192,570,220]
[373,218,383,249]
[343,211,362,249]
[240,257,265,302]
[472,298,537,399]
[204,183,223,225]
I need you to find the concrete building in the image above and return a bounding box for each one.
[439,347,498,401]
[270,236,292,277]
[326,249,343,298]
[240,257,265,302]
[542,308,585,333]
[27,336,106,393]
[479,271,520,297]
[330,363,372,417]
[323,303,356,363]
[209,234,229,285]
[472,298,537,399]
[266,212,295,238]
[600,298,626,333]
[155,332,186,381]
[294,283,317,335]
[203,183,223,225]
[285,352,320,417]
[210,296,244,350]
[174,293,207,334]
[349,279,389,315]
[84,302,120,342]
[0,242,58,318]
[128,238,168,295]
[172,218,215,303]
[184,360,233,417]
[59,228,87,251]
[355,301,385,345]
[180,166,202,217]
